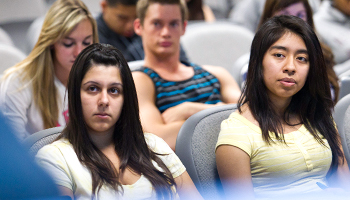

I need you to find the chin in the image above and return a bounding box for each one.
[156,50,175,58]
[89,124,114,133]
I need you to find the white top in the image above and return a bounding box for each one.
[0,71,68,140]
[35,133,186,200]
[314,1,350,65]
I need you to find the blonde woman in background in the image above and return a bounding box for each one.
[0,0,98,140]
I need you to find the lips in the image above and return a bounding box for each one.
[279,77,296,86]
[94,113,110,118]
[160,41,172,47]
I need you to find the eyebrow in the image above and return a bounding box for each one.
[269,45,308,54]
[170,19,181,23]
[82,81,123,86]
[151,18,181,23]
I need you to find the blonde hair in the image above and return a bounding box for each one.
[2,0,98,129]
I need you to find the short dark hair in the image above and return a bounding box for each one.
[106,0,138,6]
[136,0,188,25]
[62,43,176,198]
[239,15,343,176]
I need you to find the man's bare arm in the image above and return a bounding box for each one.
[162,65,241,123]
[132,71,184,150]
[203,65,241,103]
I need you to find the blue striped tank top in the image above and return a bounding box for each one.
[136,63,222,113]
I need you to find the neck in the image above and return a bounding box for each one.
[88,129,114,151]
[270,97,292,118]
[54,67,69,87]
[144,51,181,71]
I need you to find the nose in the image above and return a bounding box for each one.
[283,57,296,75]
[160,25,170,37]
[126,20,134,32]
[98,90,109,107]
[73,44,84,58]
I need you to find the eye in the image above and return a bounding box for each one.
[153,21,160,27]
[117,15,128,22]
[274,53,284,58]
[63,42,74,47]
[297,56,308,63]
[297,12,306,20]
[170,21,179,28]
[88,86,99,92]
[83,41,91,46]
[109,87,121,95]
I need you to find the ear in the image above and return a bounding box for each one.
[181,20,187,36]
[134,18,143,36]
[101,0,108,12]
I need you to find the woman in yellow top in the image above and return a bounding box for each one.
[0,0,98,140]
[216,15,350,199]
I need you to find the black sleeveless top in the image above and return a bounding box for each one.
[135,63,222,113]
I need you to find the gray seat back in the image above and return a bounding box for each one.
[338,76,350,101]
[180,21,253,73]
[334,94,350,169]
[176,104,237,199]
[128,60,145,71]
[24,127,64,156]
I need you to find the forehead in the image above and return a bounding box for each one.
[63,18,93,39]
[269,32,306,50]
[83,65,121,80]
[282,2,306,12]
[144,3,181,21]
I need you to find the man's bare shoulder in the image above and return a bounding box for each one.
[202,64,226,72]
[132,70,152,81]
[132,71,155,91]
[201,65,230,77]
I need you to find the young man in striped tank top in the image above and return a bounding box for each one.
[132,0,241,150]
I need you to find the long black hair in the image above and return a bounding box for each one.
[59,43,176,199]
[238,15,343,175]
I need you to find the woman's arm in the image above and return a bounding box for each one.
[174,171,203,200]
[36,145,75,199]
[0,74,33,139]
[335,159,350,189]
[216,145,255,200]
[328,148,350,189]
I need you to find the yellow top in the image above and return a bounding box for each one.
[216,112,332,198]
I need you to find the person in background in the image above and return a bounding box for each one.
[186,0,216,21]
[36,43,203,200]
[97,0,189,62]
[229,0,321,32]
[132,0,241,150]
[216,15,350,199]
[204,0,243,19]
[314,0,350,73]
[0,0,98,140]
